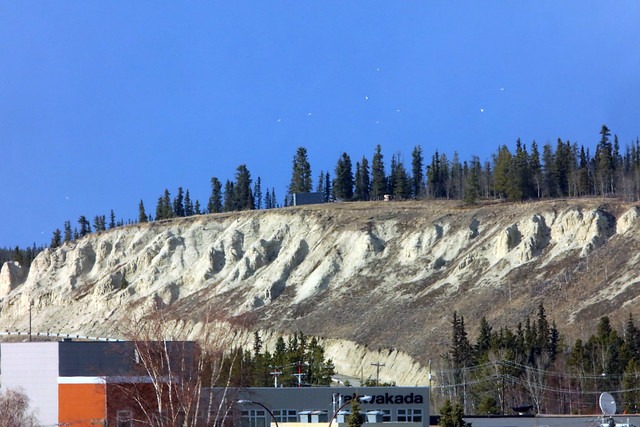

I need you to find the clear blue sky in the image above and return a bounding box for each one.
[2,2,640,248]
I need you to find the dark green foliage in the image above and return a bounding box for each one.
[438,400,470,427]
[370,145,386,199]
[63,221,72,242]
[233,164,254,210]
[184,190,193,216]
[78,216,91,237]
[109,210,116,229]
[354,157,370,201]
[139,200,148,223]
[333,153,353,200]
[254,177,262,209]
[208,177,222,214]
[346,397,363,427]
[93,215,106,232]
[194,200,201,215]
[389,153,411,199]
[289,147,313,194]
[412,145,425,198]
[50,229,62,248]
[223,180,235,212]
[173,187,185,217]
[216,331,334,388]
[324,172,331,202]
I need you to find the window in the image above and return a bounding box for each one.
[397,408,422,422]
[273,409,297,422]
[116,410,132,427]
[241,409,267,427]
[380,409,392,422]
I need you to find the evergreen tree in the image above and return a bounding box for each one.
[139,200,148,223]
[50,229,62,249]
[346,397,363,427]
[542,143,556,197]
[78,216,91,237]
[596,125,614,195]
[155,196,165,220]
[390,154,411,199]
[289,147,313,194]
[162,189,173,219]
[194,200,202,215]
[464,156,481,205]
[439,400,470,427]
[234,164,254,210]
[173,187,185,217]
[223,180,236,212]
[324,172,331,202]
[530,141,542,198]
[109,209,116,229]
[493,145,512,199]
[316,170,325,194]
[63,221,72,242]
[208,177,223,214]
[254,177,262,210]
[271,188,277,208]
[370,145,386,200]
[354,156,370,201]
[333,153,354,201]
[412,145,425,198]
[184,190,193,216]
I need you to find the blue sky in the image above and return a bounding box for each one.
[2,2,640,248]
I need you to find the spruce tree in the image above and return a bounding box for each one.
[139,200,148,223]
[173,187,185,217]
[289,147,312,194]
[355,157,370,201]
[155,196,165,220]
[109,209,116,229]
[324,172,331,202]
[254,177,262,209]
[63,221,72,242]
[412,145,425,198]
[78,216,90,237]
[316,170,325,193]
[346,397,363,427]
[162,189,173,219]
[234,164,254,210]
[333,153,353,201]
[194,200,201,215]
[529,141,542,198]
[223,180,236,212]
[371,145,386,199]
[184,190,193,216]
[50,229,62,249]
[208,177,223,214]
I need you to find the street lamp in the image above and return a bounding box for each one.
[327,395,372,427]
[237,400,280,427]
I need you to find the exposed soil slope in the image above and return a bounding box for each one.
[2,199,639,385]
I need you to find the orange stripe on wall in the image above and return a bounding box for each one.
[59,383,106,426]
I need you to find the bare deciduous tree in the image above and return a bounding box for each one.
[110,310,248,426]
[0,386,38,427]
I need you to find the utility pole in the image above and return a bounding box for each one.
[371,362,385,386]
[293,361,304,387]
[29,301,33,342]
[270,366,282,388]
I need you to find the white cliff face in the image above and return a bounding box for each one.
[2,200,640,385]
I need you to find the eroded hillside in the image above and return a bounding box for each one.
[2,199,640,385]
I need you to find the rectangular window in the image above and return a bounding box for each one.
[241,409,267,427]
[273,409,297,423]
[397,408,422,422]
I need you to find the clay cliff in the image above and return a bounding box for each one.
[1,199,639,385]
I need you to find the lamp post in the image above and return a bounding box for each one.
[237,400,280,427]
[327,395,372,427]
